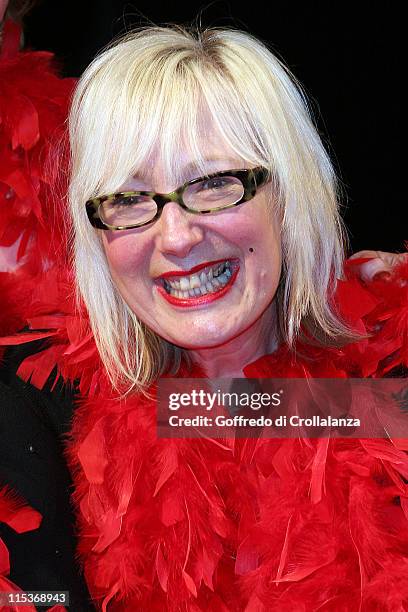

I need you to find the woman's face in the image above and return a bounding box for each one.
[101,134,282,350]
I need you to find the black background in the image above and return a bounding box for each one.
[23,1,405,254]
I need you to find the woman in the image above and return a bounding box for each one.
[2,24,408,611]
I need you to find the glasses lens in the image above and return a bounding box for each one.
[100,194,157,227]
[183,175,244,212]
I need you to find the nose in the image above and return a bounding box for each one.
[155,201,204,257]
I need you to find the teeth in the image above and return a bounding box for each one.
[215,262,229,277]
[163,260,235,298]
[190,274,201,289]
[180,277,190,291]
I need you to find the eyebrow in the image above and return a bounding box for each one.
[181,157,242,178]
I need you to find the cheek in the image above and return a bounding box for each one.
[102,234,145,278]
[248,207,281,261]
[249,216,282,299]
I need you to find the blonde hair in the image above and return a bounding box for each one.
[68,25,359,393]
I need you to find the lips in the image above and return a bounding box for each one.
[155,258,235,279]
[154,258,240,307]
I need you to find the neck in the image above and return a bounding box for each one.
[190,301,279,378]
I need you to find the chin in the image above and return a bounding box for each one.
[167,328,239,351]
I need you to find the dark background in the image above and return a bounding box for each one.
[23,1,405,254]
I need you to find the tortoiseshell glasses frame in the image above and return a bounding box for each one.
[85,166,270,231]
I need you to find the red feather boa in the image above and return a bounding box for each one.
[0,20,72,609]
[61,259,408,611]
[0,19,74,344]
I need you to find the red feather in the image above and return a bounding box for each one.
[0,537,10,575]
[155,542,169,592]
[0,486,42,533]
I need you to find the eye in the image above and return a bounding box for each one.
[100,194,157,226]
[110,194,146,207]
[199,177,232,191]
[183,175,244,209]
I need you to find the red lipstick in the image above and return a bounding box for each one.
[156,259,232,279]
[156,261,239,308]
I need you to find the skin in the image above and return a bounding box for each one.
[349,250,408,282]
[101,133,282,378]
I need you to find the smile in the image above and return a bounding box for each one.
[155,259,239,307]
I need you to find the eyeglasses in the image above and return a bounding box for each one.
[85,166,270,230]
